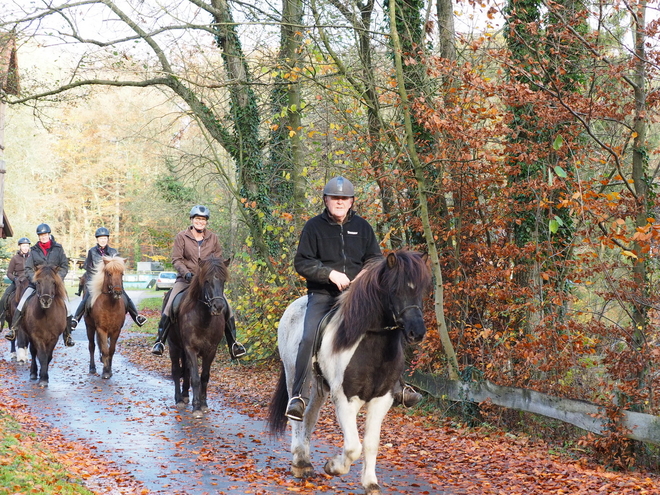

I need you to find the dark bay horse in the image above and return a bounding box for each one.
[267,250,431,495]
[22,265,68,387]
[169,257,230,418]
[85,256,127,379]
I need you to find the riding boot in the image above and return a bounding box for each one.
[62,316,75,347]
[71,295,87,329]
[285,293,335,422]
[124,293,147,326]
[151,314,171,356]
[225,315,246,359]
[4,308,22,341]
[392,379,423,407]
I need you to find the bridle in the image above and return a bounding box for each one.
[386,303,423,330]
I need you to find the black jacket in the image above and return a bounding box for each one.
[25,238,69,282]
[294,209,381,296]
[83,245,119,277]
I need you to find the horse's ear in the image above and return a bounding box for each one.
[224,257,231,267]
[386,252,397,269]
[103,258,110,265]
[420,252,429,263]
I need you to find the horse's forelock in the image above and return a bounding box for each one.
[33,265,67,300]
[89,256,125,300]
[181,258,228,314]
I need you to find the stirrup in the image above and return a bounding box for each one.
[231,342,246,359]
[151,341,165,356]
[4,328,16,341]
[135,315,147,326]
[401,384,423,407]
[70,318,79,329]
[285,396,307,422]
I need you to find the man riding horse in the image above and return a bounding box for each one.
[149,205,246,360]
[70,227,147,329]
[0,237,31,328]
[285,176,423,422]
[5,223,75,346]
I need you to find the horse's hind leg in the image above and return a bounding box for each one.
[37,349,50,387]
[324,395,363,477]
[199,353,215,414]
[105,333,118,379]
[186,349,204,418]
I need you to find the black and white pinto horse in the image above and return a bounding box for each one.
[268,250,431,495]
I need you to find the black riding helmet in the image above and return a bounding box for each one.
[18,237,31,245]
[95,227,110,237]
[36,223,51,235]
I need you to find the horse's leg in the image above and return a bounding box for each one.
[170,346,185,408]
[291,385,328,478]
[199,352,215,413]
[186,349,203,418]
[37,348,50,387]
[323,394,364,477]
[29,342,38,381]
[87,321,97,374]
[106,332,118,379]
[96,330,112,379]
[359,396,393,495]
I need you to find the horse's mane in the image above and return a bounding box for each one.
[33,265,68,301]
[333,250,431,352]
[181,258,229,314]
[90,256,125,305]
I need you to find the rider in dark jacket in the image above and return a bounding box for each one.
[0,237,31,327]
[70,227,147,329]
[5,224,75,346]
[285,176,424,422]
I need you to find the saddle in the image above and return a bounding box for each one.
[170,289,187,322]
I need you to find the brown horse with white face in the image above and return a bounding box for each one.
[22,265,68,387]
[85,256,127,379]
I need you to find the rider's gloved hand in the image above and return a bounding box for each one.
[184,272,193,283]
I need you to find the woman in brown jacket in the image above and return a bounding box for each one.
[150,205,246,359]
[0,237,31,328]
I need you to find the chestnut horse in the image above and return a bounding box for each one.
[85,256,127,379]
[169,257,230,418]
[268,250,431,495]
[22,265,68,387]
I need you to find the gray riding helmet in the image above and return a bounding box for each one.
[323,176,355,197]
[189,205,210,219]
[18,237,31,245]
[95,227,110,237]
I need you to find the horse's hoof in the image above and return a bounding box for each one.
[102,372,112,379]
[201,405,210,413]
[364,483,382,495]
[89,367,96,374]
[192,409,204,419]
[9,352,16,361]
[292,461,314,478]
[176,402,187,410]
[183,397,190,404]
[38,381,49,388]
[323,458,349,477]
[29,373,38,381]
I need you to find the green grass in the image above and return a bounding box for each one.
[138,296,164,311]
[0,413,93,495]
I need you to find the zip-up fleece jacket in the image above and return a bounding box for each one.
[8,252,29,281]
[294,209,381,297]
[171,226,223,282]
[25,239,69,283]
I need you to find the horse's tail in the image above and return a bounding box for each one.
[267,362,289,436]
